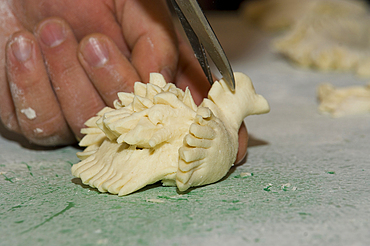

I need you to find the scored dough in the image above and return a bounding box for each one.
[317,83,370,117]
[71,73,270,196]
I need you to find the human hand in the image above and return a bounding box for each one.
[0,0,208,144]
[0,0,248,163]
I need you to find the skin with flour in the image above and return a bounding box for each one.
[71,72,270,196]
[0,0,219,146]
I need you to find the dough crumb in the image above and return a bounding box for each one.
[281,183,291,191]
[34,128,43,134]
[146,198,165,203]
[240,172,253,177]
[20,107,36,120]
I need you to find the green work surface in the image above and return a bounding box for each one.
[1,14,369,246]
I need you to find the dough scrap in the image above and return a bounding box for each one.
[273,14,370,76]
[317,83,370,117]
[243,0,368,31]
[244,0,370,76]
[71,73,270,196]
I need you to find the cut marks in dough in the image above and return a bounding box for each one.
[71,73,270,196]
[244,0,370,77]
[317,83,370,117]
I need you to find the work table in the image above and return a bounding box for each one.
[1,13,369,246]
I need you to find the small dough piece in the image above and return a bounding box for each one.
[273,14,370,76]
[317,83,370,117]
[243,0,368,31]
[72,73,270,196]
[244,0,370,76]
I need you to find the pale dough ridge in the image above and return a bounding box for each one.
[317,83,370,117]
[244,0,370,76]
[71,72,270,196]
[273,15,370,76]
[243,0,368,31]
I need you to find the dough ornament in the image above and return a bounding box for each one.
[244,0,370,76]
[273,14,370,76]
[317,83,370,117]
[243,0,368,31]
[71,73,270,196]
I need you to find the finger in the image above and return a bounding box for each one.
[78,34,140,106]
[9,0,130,56]
[34,17,106,139]
[0,77,20,133]
[235,122,248,165]
[116,0,178,83]
[0,2,24,133]
[6,31,75,145]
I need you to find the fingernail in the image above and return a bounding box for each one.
[11,36,32,62]
[81,37,109,67]
[38,20,66,47]
[160,67,173,82]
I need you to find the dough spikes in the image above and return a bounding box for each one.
[71,72,270,196]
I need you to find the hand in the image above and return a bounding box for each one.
[0,0,207,143]
[0,0,248,163]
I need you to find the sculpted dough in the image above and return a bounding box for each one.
[71,73,270,196]
[244,0,370,76]
[243,0,368,31]
[317,83,370,117]
[274,15,370,76]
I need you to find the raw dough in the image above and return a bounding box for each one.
[20,107,36,120]
[317,83,370,117]
[244,0,370,76]
[273,15,370,76]
[243,0,368,31]
[71,73,270,196]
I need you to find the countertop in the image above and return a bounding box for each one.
[1,13,369,246]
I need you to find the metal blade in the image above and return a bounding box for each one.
[171,0,213,86]
[174,0,235,91]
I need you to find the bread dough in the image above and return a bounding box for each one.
[317,83,370,117]
[71,73,270,196]
[244,0,370,76]
[273,14,370,76]
[243,0,368,31]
